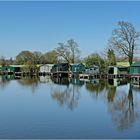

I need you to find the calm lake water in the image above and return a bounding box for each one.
[0,75,140,139]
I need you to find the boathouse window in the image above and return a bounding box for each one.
[108,67,114,74]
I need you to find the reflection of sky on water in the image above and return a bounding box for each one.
[0,76,140,138]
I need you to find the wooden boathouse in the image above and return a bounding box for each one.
[1,65,23,75]
[130,61,140,86]
[108,62,130,79]
[70,63,85,78]
[0,65,39,76]
[39,64,54,75]
[85,65,99,75]
[51,63,70,77]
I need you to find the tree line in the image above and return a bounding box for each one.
[0,21,140,72]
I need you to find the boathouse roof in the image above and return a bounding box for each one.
[70,63,85,66]
[10,65,25,67]
[130,61,140,67]
[39,64,54,67]
[116,62,130,67]
[109,62,130,68]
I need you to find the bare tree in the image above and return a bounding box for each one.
[57,42,71,63]
[108,21,140,65]
[67,39,80,63]
[56,39,80,64]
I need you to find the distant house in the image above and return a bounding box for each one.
[108,62,130,76]
[51,63,70,77]
[70,63,85,74]
[129,62,140,85]
[108,66,129,75]
[1,65,23,74]
[51,63,70,73]
[39,64,54,74]
[130,61,140,76]
[85,65,99,75]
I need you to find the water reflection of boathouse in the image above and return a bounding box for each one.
[108,78,128,87]
[39,75,53,84]
[108,62,130,78]
[70,78,85,86]
[51,77,70,85]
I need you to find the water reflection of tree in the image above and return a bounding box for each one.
[17,76,39,93]
[108,85,139,131]
[85,80,107,97]
[107,86,116,102]
[51,78,81,110]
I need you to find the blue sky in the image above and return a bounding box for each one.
[0,1,140,59]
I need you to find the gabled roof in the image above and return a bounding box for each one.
[71,63,85,66]
[116,62,130,67]
[39,64,54,67]
[109,62,130,68]
[130,61,140,67]
[10,65,25,67]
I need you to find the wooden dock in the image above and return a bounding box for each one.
[107,74,130,79]
[0,70,133,81]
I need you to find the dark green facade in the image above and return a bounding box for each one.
[70,63,85,73]
[1,66,14,73]
[130,62,140,75]
[1,65,21,73]
[51,63,69,73]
